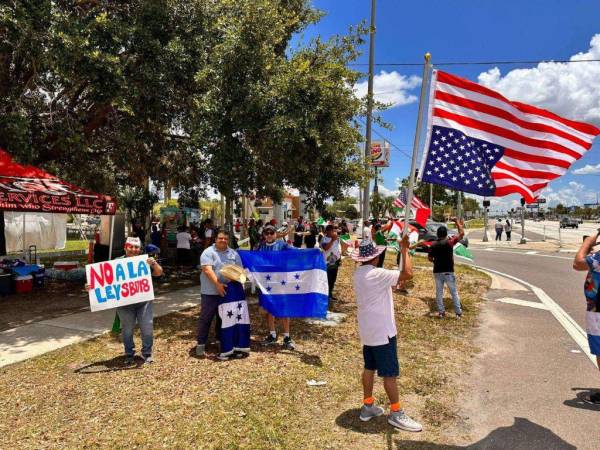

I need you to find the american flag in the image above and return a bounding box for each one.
[393,188,428,210]
[420,70,600,202]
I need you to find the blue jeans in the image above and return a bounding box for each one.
[434,272,462,315]
[117,301,154,356]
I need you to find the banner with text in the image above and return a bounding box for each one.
[86,255,155,312]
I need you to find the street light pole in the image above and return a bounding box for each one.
[361,0,376,238]
[520,199,526,244]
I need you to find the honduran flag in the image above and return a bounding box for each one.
[238,248,328,318]
[218,281,250,357]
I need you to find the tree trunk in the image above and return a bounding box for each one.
[241,196,247,239]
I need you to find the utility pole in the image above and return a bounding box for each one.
[457,191,462,220]
[361,0,376,237]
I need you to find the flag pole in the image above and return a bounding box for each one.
[361,0,377,238]
[403,53,432,236]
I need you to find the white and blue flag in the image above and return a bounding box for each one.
[239,248,328,318]
[218,281,250,357]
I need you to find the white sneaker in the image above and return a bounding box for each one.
[388,410,422,432]
[359,404,384,422]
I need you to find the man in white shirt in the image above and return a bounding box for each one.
[176,226,192,267]
[320,224,342,301]
[352,236,422,432]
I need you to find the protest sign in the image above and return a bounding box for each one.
[86,254,155,312]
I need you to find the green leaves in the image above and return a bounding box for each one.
[1,0,367,209]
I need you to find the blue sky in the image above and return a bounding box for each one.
[296,0,600,212]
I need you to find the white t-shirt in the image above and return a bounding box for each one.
[205,228,213,239]
[353,264,399,346]
[320,236,341,266]
[176,232,192,249]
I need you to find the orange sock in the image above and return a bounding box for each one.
[390,402,401,412]
[363,396,374,406]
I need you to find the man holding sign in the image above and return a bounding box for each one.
[86,237,163,364]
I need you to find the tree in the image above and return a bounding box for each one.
[462,197,481,217]
[369,192,385,219]
[326,197,359,220]
[190,0,367,217]
[381,196,396,218]
[555,203,567,215]
[2,1,368,227]
[1,1,212,195]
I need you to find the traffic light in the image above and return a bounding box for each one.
[483,200,490,207]
[520,197,526,206]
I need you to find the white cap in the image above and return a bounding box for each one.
[126,236,141,247]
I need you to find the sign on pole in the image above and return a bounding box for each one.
[369,140,390,167]
[86,255,155,312]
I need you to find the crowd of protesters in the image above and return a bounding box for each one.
[108,214,477,432]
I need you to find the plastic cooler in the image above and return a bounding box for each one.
[0,272,12,296]
[54,261,79,271]
[14,275,33,294]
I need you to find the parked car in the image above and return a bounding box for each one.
[560,217,579,229]
[409,220,469,252]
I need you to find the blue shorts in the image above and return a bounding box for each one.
[363,336,400,377]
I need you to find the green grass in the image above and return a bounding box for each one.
[0,254,490,449]
[447,218,484,229]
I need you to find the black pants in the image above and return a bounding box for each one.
[196,294,222,345]
[495,231,502,241]
[377,249,387,268]
[506,231,511,241]
[177,248,191,265]
[327,263,339,299]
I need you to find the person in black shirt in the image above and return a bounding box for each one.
[428,218,464,318]
[293,217,305,248]
[304,221,318,248]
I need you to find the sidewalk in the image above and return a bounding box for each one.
[0,286,201,368]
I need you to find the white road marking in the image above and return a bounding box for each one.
[493,297,549,310]
[473,248,573,260]
[475,266,598,368]
[525,251,538,255]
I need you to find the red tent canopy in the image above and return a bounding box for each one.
[0,149,117,215]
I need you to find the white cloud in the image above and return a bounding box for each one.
[477,34,600,125]
[376,184,399,197]
[539,181,595,206]
[573,163,600,175]
[354,71,421,109]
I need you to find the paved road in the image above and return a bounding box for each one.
[454,246,600,449]
[468,247,586,327]
[468,228,547,243]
